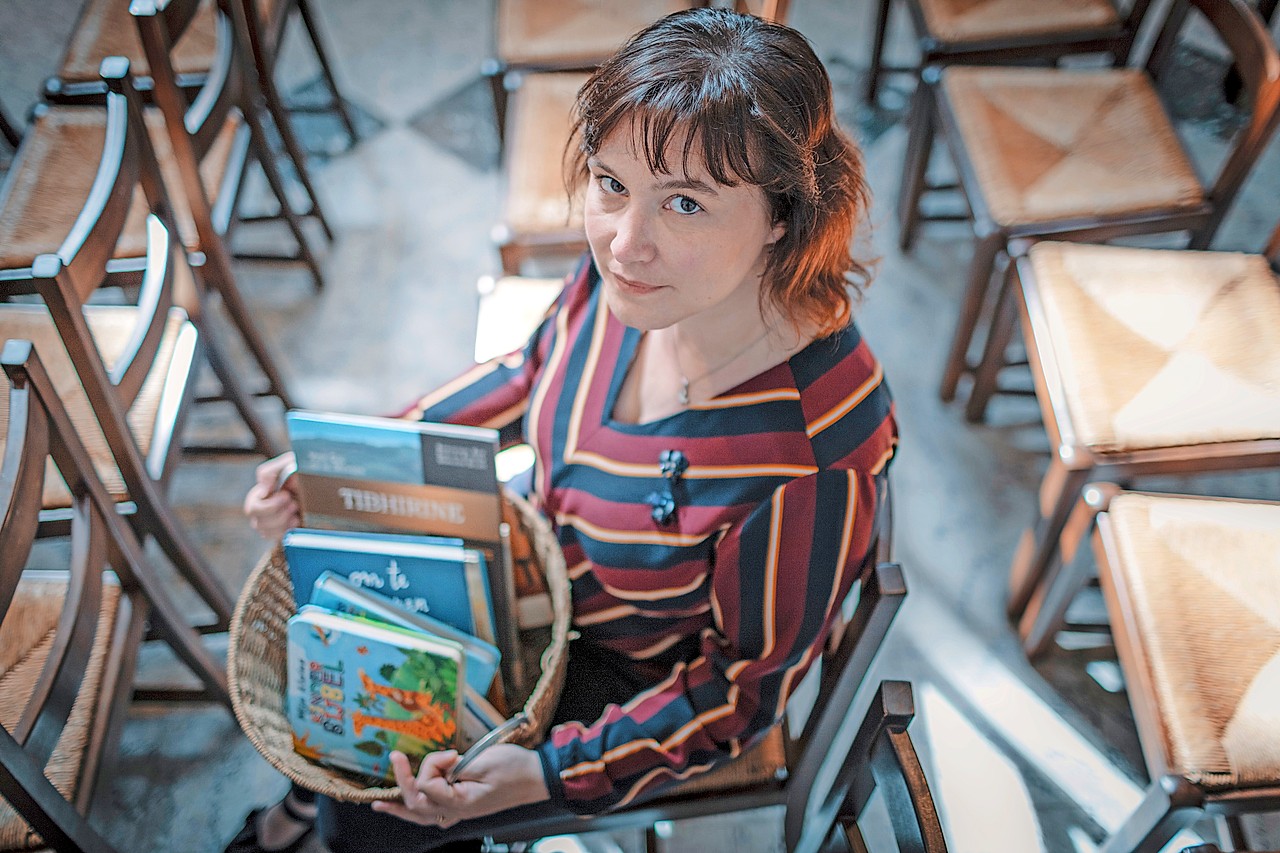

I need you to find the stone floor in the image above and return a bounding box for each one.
[2,2,1280,852]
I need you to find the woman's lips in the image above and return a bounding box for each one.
[612,272,663,295]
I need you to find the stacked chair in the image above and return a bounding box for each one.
[0,0,301,452]
[0,57,245,633]
[0,60,235,853]
[895,0,1280,413]
[42,0,335,291]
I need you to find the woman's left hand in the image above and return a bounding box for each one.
[372,744,550,827]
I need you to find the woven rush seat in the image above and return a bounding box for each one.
[58,0,219,83]
[942,66,1203,227]
[503,73,587,236]
[497,0,694,67]
[1103,492,1280,791]
[0,306,193,509]
[919,0,1119,44]
[1028,241,1280,453]
[0,577,123,852]
[0,106,240,270]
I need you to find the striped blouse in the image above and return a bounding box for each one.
[399,256,897,813]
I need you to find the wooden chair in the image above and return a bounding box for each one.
[0,337,229,853]
[492,71,590,276]
[484,483,907,853]
[864,0,1153,105]
[0,3,304,429]
[996,232,1280,653]
[0,59,244,632]
[830,681,949,853]
[44,0,355,149]
[1040,488,1280,853]
[895,0,1280,413]
[483,0,710,147]
[41,0,332,291]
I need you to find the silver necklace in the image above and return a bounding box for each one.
[672,327,771,406]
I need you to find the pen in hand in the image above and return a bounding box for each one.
[446,712,529,784]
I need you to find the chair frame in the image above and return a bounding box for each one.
[896,0,1280,413]
[0,337,230,853]
[864,0,1152,105]
[1081,488,1280,853]
[831,680,949,853]
[484,482,906,853]
[1000,225,1280,653]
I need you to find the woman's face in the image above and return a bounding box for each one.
[583,127,785,332]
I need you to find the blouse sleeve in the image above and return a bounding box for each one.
[535,466,885,813]
[390,259,588,445]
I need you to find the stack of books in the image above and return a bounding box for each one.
[281,410,543,782]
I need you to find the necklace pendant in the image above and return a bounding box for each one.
[678,378,690,406]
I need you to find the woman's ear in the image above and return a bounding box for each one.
[768,220,787,244]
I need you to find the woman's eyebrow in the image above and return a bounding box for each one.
[657,176,718,195]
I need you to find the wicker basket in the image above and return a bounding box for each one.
[227,489,570,803]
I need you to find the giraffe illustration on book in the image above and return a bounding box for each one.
[352,669,456,745]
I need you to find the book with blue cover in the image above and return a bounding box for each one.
[287,410,502,542]
[283,527,497,646]
[309,570,500,697]
[286,605,465,782]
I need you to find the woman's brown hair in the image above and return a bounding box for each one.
[567,7,872,337]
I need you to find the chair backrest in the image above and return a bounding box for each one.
[835,681,949,853]
[1144,0,1280,215]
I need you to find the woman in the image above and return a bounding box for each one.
[234,7,895,852]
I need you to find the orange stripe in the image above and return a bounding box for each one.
[806,360,884,438]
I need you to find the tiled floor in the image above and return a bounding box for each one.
[2,2,1280,852]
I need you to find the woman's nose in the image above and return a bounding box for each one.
[610,206,656,264]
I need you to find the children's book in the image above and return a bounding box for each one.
[309,570,500,697]
[287,410,502,542]
[283,527,497,645]
[286,605,464,782]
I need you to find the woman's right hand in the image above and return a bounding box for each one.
[243,451,301,542]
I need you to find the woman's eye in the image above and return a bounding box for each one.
[670,195,702,215]
[597,176,625,195]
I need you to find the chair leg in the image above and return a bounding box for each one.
[1098,776,1203,853]
[485,62,510,151]
[107,536,231,708]
[245,104,328,291]
[939,228,1004,402]
[1007,457,1091,622]
[197,302,285,457]
[0,104,21,148]
[258,63,336,243]
[1018,488,1104,659]
[196,245,297,410]
[295,0,358,146]
[864,0,893,104]
[964,258,1017,422]
[896,82,934,253]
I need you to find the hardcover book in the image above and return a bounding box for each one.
[287,410,502,542]
[309,570,501,697]
[286,605,465,782]
[283,527,497,645]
